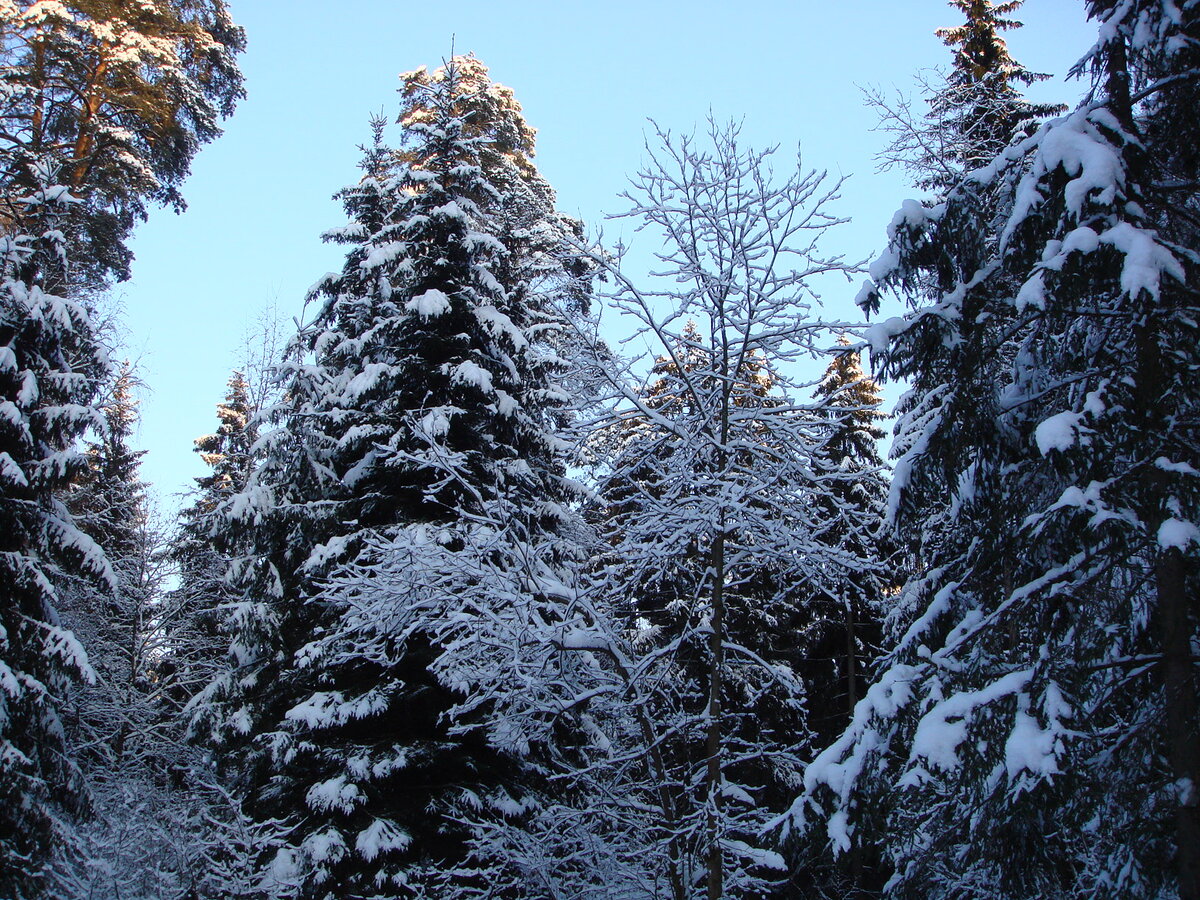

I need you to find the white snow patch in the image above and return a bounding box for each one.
[866,316,906,355]
[1035,411,1085,455]
[494,390,519,416]
[306,776,362,814]
[1004,708,1058,779]
[406,288,452,318]
[1156,457,1199,477]
[723,839,787,871]
[355,818,411,861]
[419,407,452,438]
[1015,271,1046,311]
[1158,517,1199,549]
[302,828,346,865]
[1099,221,1185,301]
[451,360,493,392]
[910,669,1032,771]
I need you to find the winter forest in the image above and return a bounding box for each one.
[1,0,1198,898]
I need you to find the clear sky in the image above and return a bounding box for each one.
[119,0,1096,513]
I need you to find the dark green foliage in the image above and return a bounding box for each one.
[794,3,1200,898]
[196,56,588,898]
[0,164,109,899]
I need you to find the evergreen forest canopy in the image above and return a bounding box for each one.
[0,1,1196,898]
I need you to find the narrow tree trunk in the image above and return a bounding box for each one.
[705,526,726,900]
[1156,547,1200,900]
[845,599,858,716]
[71,57,111,190]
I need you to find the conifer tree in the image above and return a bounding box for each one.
[195,57,590,898]
[0,158,109,899]
[51,362,220,900]
[0,0,245,285]
[167,369,259,704]
[60,362,159,766]
[806,340,890,738]
[792,4,1200,898]
[0,3,242,890]
[872,0,1063,195]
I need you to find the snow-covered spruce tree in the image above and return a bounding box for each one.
[49,362,218,900]
[788,3,1200,898]
[58,362,160,767]
[555,120,867,899]
[195,57,591,897]
[399,54,594,324]
[804,339,891,743]
[0,159,110,899]
[0,4,243,893]
[780,339,894,897]
[167,369,261,706]
[864,0,1066,644]
[870,0,1064,196]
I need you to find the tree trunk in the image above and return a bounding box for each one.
[845,599,858,716]
[705,526,726,900]
[1156,547,1200,900]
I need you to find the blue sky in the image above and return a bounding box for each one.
[120,0,1096,512]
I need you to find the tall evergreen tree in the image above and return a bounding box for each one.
[167,369,260,705]
[872,0,1063,196]
[0,5,243,890]
[791,3,1200,898]
[806,339,891,740]
[59,362,158,767]
[51,362,220,900]
[195,56,590,898]
[0,158,109,900]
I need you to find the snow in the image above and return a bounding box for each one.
[895,575,958,656]
[866,316,907,355]
[306,776,363,814]
[1004,705,1059,780]
[464,230,505,254]
[910,669,1032,771]
[0,452,27,487]
[303,827,347,864]
[853,278,877,311]
[1035,410,1085,455]
[868,247,899,283]
[431,200,468,223]
[451,359,493,392]
[800,663,920,803]
[1155,456,1199,476]
[406,288,451,318]
[1001,108,1125,249]
[723,839,787,871]
[1051,226,1101,265]
[43,623,94,682]
[419,407,452,437]
[286,690,390,727]
[474,304,527,348]
[1014,271,1046,311]
[826,810,852,854]
[1099,221,1185,301]
[361,241,404,270]
[493,389,519,416]
[355,818,411,861]
[1157,517,1199,549]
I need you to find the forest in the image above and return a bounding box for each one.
[0,1,1197,898]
